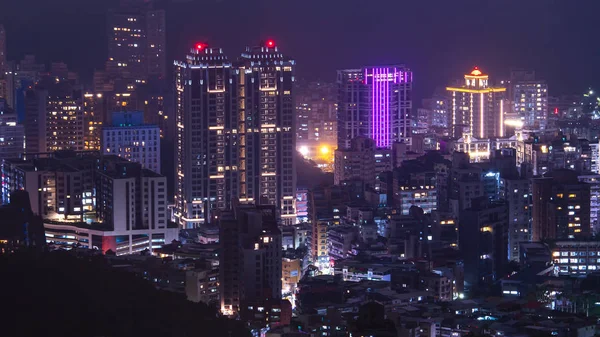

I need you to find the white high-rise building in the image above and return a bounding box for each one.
[102,111,161,174]
[509,70,548,130]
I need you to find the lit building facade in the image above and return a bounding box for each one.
[590,141,600,174]
[174,45,240,228]
[578,174,600,235]
[0,99,24,161]
[453,135,518,163]
[218,204,282,316]
[296,188,308,223]
[449,153,484,214]
[311,222,329,268]
[532,170,591,241]
[45,90,84,152]
[337,66,413,150]
[510,70,548,129]
[0,24,5,73]
[446,67,506,138]
[551,241,600,275]
[422,95,450,129]
[0,24,7,104]
[145,8,166,79]
[499,177,532,261]
[395,185,437,215]
[83,93,105,151]
[2,152,176,254]
[296,103,309,141]
[334,137,392,186]
[328,225,357,261]
[175,41,296,227]
[295,81,337,144]
[107,3,166,82]
[108,8,146,82]
[239,42,296,224]
[459,198,508,291]
[517,136,592,177]
[102,111,161,173]
[282,257,302,295]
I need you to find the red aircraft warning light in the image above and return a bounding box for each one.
[195,43,207,51]
[266,40,275,48]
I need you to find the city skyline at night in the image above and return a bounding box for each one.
[4,1,600,337]
[2,1,600,99]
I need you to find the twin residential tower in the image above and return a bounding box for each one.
[174,41,296,228]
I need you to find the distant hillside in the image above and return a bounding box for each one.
[0,251,251,337]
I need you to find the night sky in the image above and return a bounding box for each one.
[1,0,599,101]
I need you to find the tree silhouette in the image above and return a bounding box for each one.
[0,251,250,337]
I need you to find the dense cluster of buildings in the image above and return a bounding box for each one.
[3,1,600,337]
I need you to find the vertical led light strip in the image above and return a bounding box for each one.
[452,92,456,136]
[381,68,390,147]
[371,68,377,147]
[480,92,484,138]
[380,67,384,147]
[500,98,504,137]
[378,68,381,146]
[386,68,390,147]
[469,93,474,138]
[372,67,381,148]
[370,67,396,148]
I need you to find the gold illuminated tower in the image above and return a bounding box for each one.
[446,67,506,139]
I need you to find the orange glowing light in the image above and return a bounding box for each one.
[470,67,483,76]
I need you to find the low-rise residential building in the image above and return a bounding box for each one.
[421,272,453,301]
[328,225,357,261]
[186,268,219,305]
[282,257,302,295]
[551,240,600,275]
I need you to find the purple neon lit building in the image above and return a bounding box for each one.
[337,65,413,150]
